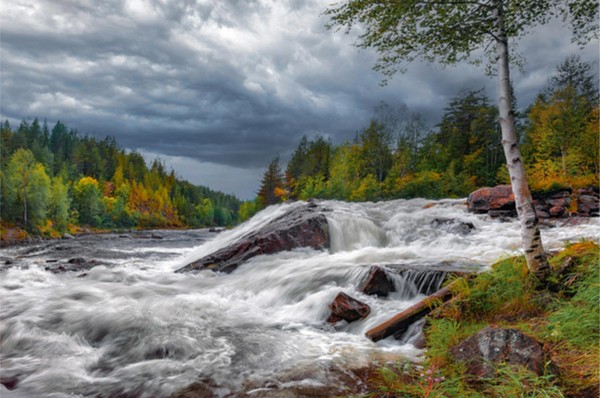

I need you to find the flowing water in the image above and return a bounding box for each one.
[1,199,597,397]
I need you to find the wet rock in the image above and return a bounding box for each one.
[467,185,515,214]
[488,210,517,219]
[430,217,475,235]
[139,234,163,239]
[176,203,329,273]
[45,258,101,273]
[62,233,75,239]
[360,266,395,297]
[170,380,216,398]
[451,327,545,378]
[327,292,370,323]
[0,375,19,390]
[577,188,599,217]
[549,205,565,218]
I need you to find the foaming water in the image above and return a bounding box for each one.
[1,200,597,397]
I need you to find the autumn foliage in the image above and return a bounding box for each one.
[0,120,241,237]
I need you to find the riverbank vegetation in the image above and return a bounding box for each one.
[251,56,597,213]
[0,121,241,240]
[357,241,599,398]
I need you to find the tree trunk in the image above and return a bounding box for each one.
[365,280,459,342]
[494,4,549,281]
[23,194,28,229]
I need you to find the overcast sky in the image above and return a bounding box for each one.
[1,0,598,199]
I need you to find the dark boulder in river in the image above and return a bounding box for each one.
[327,292,371,323]
[176,203,329,273]
[360,266,395,297]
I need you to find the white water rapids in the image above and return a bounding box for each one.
[1,199,597,397]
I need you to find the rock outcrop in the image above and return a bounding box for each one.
[467,185,599,218]
[176,203,329,273]
[327,292,371,323]
[577,187,599,217]
[451,327,545,378]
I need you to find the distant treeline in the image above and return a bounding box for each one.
[247,55,598,217]
[1,120,241,236]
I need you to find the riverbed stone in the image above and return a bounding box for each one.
[176,203,329,273]
[451,327,545,378]
[327,292,370,323]
[360,266,395,297]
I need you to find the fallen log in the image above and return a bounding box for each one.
[365,279,461,342]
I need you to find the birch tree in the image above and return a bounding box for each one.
[325,0,598,280]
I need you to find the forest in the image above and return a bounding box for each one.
[0,121,241,238]
[250,55,598,216]
[1,56,597,236]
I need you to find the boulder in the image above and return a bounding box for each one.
[549,205,565,218]
[467,185,515,214]
[327,292,370,323]
[360,266,395,297]
[577,188,599,217]
[451,327,545,378]
[176,203,329,273]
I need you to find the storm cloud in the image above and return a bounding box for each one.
[1,0,597,198]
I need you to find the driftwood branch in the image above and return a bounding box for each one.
[365,279,462,342]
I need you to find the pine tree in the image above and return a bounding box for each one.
[258,157,285,208]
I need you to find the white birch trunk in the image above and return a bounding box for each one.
[494,3,550,280]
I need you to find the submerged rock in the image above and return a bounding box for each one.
[327,292,370,323]
[44,258,102,273]
[451,327,545,378]
[360,266,395,297]
[176,203,329,273]
[430,217,475,235]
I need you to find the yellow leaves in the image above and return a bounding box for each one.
[274,187,288,201]
[75,176,99,189]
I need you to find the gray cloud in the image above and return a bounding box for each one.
[1,0,597,199]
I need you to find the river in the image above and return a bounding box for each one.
[1,199,597,397]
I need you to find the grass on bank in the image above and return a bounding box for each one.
[358,241,599,398]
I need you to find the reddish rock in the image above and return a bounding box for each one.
[327,292,370,323]
[549,205,565,218]
[176,204,329,273]
[451,327,545,378]
[467,185,515,214]
[468,186,581,219]
[360,266,395,297]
